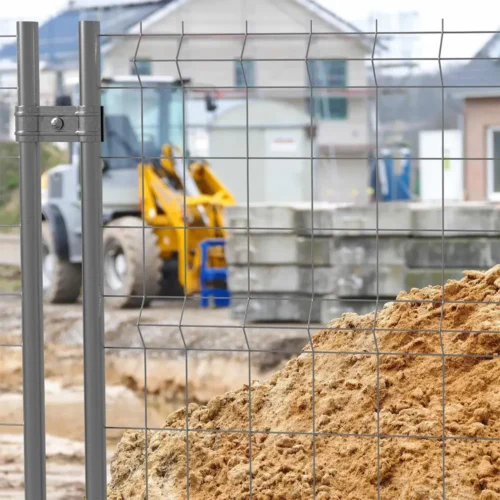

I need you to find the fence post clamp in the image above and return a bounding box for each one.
[15,104,103,143]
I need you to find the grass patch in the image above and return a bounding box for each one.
[0,141,67,228]
[0,264,21,292]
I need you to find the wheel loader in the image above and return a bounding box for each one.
[41,76,235,308]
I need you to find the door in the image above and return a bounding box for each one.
[487,126,500,200]
[264,127,309,202]
[419,130,464,201]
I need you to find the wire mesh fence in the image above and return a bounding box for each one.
[0,26,24,497]
[100,19,500,500]
[3,13,500,500]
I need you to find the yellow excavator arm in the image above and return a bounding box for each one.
[139,144,235,294]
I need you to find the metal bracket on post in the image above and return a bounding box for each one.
[15,104,102,143]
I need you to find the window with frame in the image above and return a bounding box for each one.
[235,60,256,87]
[308,59,347,120]
[487,127,500,198]
[132,59,152,76]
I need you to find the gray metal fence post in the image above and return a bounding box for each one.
[79,20,107,498]
[17,21,47,500]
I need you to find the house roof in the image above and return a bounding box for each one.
[0,0,173,69]
[448,32,500,98]
[70,0,165,7]
[134,0,377,49]
[475,32,500,58]
[297,0,371,37]
[0,0,374,70]
[448,59,500,98]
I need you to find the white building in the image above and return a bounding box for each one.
[0,0,377,203]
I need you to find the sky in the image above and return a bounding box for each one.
[0,0,498,58]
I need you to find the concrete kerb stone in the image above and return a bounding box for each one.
[231,295,322,323]
[225,233,332,266]
[225,203,342,235]
[293,205,338,236]
[332,237,407,266]
[405,268,470,290]
[333,263,407,297]
[228,265,335,294]
[332,202,412,236]
[225,204,296,233]
[320,296,389,326]
[410,203,500,236]
[405,238,497,269]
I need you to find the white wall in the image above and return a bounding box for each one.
[418,130,464,201]
[316,157,370,203]
[209,100,311,203]
[317,96,369,146]
[103,0,370,150]
[101,0,372,202]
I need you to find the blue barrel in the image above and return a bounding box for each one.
[395,148,411,201]
[369,148,411,201]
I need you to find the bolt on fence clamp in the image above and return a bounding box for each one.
[15,105,103,143]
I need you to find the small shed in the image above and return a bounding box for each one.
[208,100,312,204]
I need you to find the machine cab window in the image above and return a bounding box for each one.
[101,76,184,168]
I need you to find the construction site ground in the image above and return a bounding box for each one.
[0,263,309,498]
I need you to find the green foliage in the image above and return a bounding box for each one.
[0,210,19,226]
[41,142,68,173]
[0,142,18,196]
[0,264,21,291]
[0,141,68,224]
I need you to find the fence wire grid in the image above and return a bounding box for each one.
[3,16,500,500]
[96,19,500,500]
[0,25,23,481]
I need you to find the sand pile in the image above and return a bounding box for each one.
[108,266,500,499]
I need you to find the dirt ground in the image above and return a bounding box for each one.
[0,233,20,267]
[108,266,500,500]
[0,280,308,497]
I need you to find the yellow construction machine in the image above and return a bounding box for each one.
[140,143,235,296]
[41,76,235,307]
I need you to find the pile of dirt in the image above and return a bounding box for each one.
[108,266,500,499]
[121,373,205,407]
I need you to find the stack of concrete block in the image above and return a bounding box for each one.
[225,204,336,322]
[405,203,500,290]
[320,203,411,323]
[320,202,500,324]
[225,202,500,324]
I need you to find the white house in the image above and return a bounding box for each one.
[0,0,376,203]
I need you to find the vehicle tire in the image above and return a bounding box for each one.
[103,216,162,308]
[42,221,82,304]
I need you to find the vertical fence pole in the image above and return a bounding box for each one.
[79,20,107,498]
[17,21,47,500]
